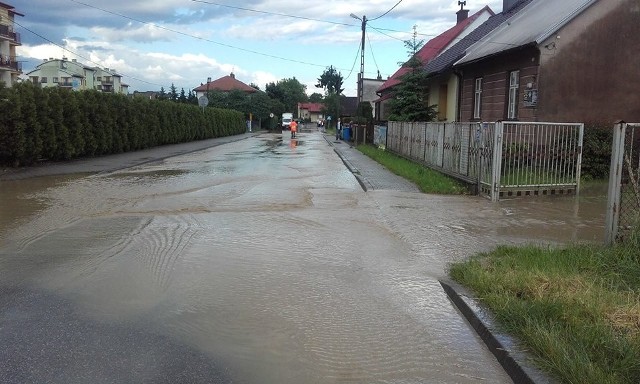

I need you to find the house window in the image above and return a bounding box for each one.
[30,76,38,83]
[53,77,59,83]
[97,77,102,81]
[473,78,483,119]
[507,70,519,119]
[40,77,48,83]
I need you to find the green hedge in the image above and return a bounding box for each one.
[0,82,245,166]
[582,122,614,180]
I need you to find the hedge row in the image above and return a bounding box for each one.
[582,122,614,180]
[0,82,245,166]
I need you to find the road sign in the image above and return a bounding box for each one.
[198,96,209,108]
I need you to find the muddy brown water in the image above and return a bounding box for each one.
[0,132,606,383]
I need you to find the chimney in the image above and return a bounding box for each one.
[230,72,235,79]
[456,1,469,24]
[503,0,520,12]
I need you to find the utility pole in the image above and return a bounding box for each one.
[350,14,367,104]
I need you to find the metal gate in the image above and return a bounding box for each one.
[491,122,584,201]
[605,122,640,244]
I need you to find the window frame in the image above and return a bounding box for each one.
[473,77,483,119]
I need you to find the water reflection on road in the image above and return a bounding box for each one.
[0,132,606,383]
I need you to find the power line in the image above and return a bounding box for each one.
[343,42,362,82]
[66,0,352,72]
[366,33,380,75]
[190,0,353,27]
[13,19,166,88]
[370,0,404,21]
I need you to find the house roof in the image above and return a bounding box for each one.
[0,2,24,16]
[456,0,597,66]
[340,96,358,117]
[425,2,532,76]
[376,6,491,94]
[299,102,323,113]
[193,73,257,93]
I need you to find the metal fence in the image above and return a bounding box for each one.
[384,121,584,201]
[605,122,640,244]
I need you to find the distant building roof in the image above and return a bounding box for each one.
[456,0,597,66]
[0,2,24,17]
[299,102,323,113]
[193,73,257,93]
[377,6,490,94]
[340,96,358,117]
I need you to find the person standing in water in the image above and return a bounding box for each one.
[290,119,298,139]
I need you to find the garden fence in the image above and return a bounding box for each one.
[605,122,640,244]
[383,121,584,201]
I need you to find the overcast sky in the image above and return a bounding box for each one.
[15,0,503,96]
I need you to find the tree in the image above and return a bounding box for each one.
[316,66,345,126]
[158,87,167,100]
[187,89,197,104]
[179,88,187,103]
[355,101,373,124]
[169,83,178,102]
[316,66,344,95]
[264,78,307,115]
[388,25,437,122]
[249,83,261,91]
[309,92,324,103]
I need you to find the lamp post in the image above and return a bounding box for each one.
[350,13,367,105]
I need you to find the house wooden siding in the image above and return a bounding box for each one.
[459,46,540,122]
[537,0,640,122]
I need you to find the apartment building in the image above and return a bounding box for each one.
[0,2,22,86]
[26,57,128,94]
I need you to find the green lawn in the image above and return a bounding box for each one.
[356,144,468,195]
[449,234,640,384]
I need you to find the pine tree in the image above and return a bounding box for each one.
[388,25,437,122]
[169,83,178,102]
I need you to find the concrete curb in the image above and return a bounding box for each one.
[439,279,559,384]
[323,135,371,192]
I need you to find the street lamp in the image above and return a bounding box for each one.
[350,13,367,105]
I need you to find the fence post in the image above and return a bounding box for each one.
[605,122,626,245]
[575,123,584,195]
[491,121,504,202]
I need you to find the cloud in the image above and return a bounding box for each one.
[15,0,505,95]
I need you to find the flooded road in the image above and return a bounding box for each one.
[0,132,606,383]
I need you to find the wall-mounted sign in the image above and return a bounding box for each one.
[523,89,538,107]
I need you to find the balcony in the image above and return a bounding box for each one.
[0,25,20,44]
[59,81,74,88]
[0,56,21,72]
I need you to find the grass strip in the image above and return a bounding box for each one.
[449,236,640,384]
[356,144,468,195]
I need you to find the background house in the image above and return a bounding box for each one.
[0,2,22,86]
[360,75,385,118]
[298,102,324,123]
[26,57,127,94]
[424,1,531,122]
[454,0,640,123]
[374,3,493,121]
[193,73,257,99]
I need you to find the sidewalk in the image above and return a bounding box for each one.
[322,134,421,193]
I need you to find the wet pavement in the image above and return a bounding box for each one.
[0,130,607,383]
